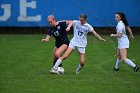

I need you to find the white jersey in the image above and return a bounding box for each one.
[70,20,94,47]
[116,20,127,38]
[116,21,129,49]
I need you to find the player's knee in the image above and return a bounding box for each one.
[63,54,69,60]
[121,58,127,62]
[55,52,61,58]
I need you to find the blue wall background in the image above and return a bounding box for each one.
[0,0,140,27]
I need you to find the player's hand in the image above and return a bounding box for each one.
[66,27,70,31]
[42,39,48,42]
[42,39,45,42]
[100,38,106,42]
[110,34,114,37]
[130,35,134,39]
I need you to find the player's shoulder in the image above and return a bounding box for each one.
[73,20,79,22]
[117,21,124,26]
[47,27,53,35]
[57,21,67,28]
[85,22,93,28]
[117,21,125,28]
[85,22,92,26]
[58,21,66,25]
[73,20,80,24]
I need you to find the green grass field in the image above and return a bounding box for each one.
[0,34,140,93]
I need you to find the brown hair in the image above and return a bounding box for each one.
[80,14,87,20]
[116,12,129,26]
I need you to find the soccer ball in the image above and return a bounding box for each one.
[57,67,64,74]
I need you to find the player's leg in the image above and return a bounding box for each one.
[120,48,139,72]
[54,47,74,67]
[76,53,85,74]
[53,41,76,68]
[52,46,58,66]
[114,49,121,70]
[55,44,68,58]
[76,47,86,74]
[54,44,68,67]
[50,47,74,73]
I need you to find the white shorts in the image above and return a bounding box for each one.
[118,38,129,49]
[69,40,85,53]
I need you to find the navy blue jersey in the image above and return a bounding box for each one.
[47,22,69,48]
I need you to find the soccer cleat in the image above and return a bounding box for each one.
[50,67,58,74]
[76,69,81,74]
[113,68,119,71]
[134,66,139,72]
[76,71,80,74]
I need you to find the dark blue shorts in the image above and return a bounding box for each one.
[55,41,69,48]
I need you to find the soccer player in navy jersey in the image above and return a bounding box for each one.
[42,15,73,67]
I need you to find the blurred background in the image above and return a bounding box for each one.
[0,0,140,34]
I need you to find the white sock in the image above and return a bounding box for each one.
[125,59,136,68]
[53,59,62,69]
[76,64,83,72]
[115,58,121,69]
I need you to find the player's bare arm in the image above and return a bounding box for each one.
[42,35,51,42]
[66,20,73,31]
[111,32,122,37]
[126,26,134,39]
[92,30,106,41]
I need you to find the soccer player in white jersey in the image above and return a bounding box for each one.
[50,14,106,74]
[111,12,139,72]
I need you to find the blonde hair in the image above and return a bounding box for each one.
[48,15,55,20]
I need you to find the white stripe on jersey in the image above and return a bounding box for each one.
[71,20,94,47]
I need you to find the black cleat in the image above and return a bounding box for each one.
[113,68,119,71]
[134,66,139,72]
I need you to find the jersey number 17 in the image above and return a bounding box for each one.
[54,31,60,36]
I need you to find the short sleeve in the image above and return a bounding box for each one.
[72,20,78,26]
[117,24,123,33]
[47,27,52,36]
[88,24,94,32]
[59,22,67,28]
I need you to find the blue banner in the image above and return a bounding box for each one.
[0,0,140,27]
